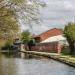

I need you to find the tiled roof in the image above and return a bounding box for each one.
[34,28,63,41]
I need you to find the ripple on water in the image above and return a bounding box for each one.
[0,56,75,75]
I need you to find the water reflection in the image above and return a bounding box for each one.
[1,51,33,59]
[0,52,75,75]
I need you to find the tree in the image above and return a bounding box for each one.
[0,0,46,37]
[0,8,19,39]
[21,30,31,44]
[0,7,19,48]
[64,22,75,54]
[0,0,46,47]
[0,0,46,23]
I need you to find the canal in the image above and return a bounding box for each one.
[0,52,75,75]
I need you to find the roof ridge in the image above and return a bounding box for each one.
[34,28,61,37]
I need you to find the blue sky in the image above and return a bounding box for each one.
[21,0,75,35]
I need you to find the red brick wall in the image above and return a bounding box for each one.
[30,42,61,53]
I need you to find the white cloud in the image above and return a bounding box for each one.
[63,1,75,11]
[20,0,75,35]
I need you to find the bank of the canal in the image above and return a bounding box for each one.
[20,51,75,67]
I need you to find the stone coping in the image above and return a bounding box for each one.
[20,51,75,67]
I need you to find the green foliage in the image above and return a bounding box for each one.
[9,0,46,7]
[64,23,75,41]
[28,39,36,46]
[0,0,46,24]
[0,39,13,50]
[0,6,19,47]
[5,39,13,49]
[64,22,75,54]
[9,0,25,4]
[21,30,31,44]
[61,46,70,55]
[0,7,19,39]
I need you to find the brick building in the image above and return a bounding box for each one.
[32,28,67,53]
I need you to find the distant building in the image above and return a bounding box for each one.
[33,28,68,53]
[34,28,67,44]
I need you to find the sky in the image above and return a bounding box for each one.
[21,0,75,35]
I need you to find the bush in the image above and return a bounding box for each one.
[61,46,70,55]
[1,40,13,50]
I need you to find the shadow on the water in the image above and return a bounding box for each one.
[0,51,44,59]
[0,51,19,58]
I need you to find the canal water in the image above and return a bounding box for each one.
[0,52,75,75]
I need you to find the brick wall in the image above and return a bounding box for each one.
[30,42,62,53]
